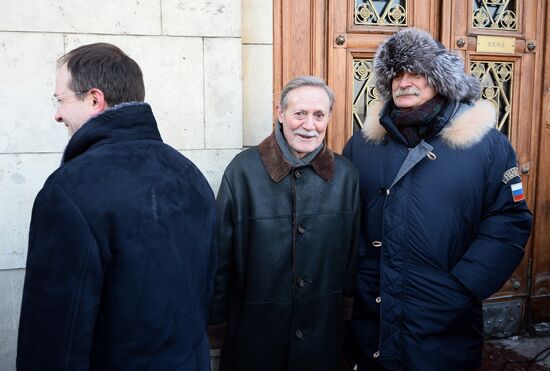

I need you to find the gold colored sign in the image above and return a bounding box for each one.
[476,36,515,53]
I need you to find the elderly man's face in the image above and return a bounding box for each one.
[277,86,331,158]
[391,72,437,110]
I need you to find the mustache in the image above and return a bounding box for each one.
[293,129,319,138]
[395,87,421,97]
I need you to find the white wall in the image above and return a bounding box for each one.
[0,1,273,369]
[242,0,274,146]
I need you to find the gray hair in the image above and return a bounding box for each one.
[279,76,335,111]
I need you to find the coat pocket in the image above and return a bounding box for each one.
[405,269,480,337]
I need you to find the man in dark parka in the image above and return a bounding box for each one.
[208,76,360,371]
[343,28,532,371]
[17,43,217,370]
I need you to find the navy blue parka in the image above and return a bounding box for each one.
[343,99,532,370]
[17,103,217,371]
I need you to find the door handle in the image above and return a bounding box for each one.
[335,35,346,46]
[520,162,530,175]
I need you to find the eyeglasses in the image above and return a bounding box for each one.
[51,91,85,108]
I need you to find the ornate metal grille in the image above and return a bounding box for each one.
[472,0,517,30]
[470,61,514,137]
[355,0,407,26]
[352,59,380,132]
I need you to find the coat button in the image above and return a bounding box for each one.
[373,351,380,358]
[297,225,305,234]
[375,296,382,304]
[372,241,382,248]
[295,329,304,339]
[297,278,306,287]
[294,171,301,179]
[379,187,390,196]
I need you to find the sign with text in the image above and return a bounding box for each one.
[477,36,516,53]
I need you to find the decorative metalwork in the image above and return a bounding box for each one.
[470,61,514,137]
[352,59,380,132]
[472,0,517,30]
[355,0,407,26]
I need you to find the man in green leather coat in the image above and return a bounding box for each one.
[209,76,360,371]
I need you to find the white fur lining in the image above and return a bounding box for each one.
[440,100,496,149]
[361,101,387,144]
[361,100,496,149]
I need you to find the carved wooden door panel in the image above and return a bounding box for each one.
[442,0,545,336]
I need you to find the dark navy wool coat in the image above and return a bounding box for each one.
[343,100,532,371]
[17,104,216,371]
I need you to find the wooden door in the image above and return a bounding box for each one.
[274,0,549,335]
[442,0,545,337]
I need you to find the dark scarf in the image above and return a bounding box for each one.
[390,94,446,147]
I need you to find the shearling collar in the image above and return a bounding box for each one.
[258,131,335,182]
[362,99,496,149]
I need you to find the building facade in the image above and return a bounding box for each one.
[0,1,272,369]
[2,1,550,370]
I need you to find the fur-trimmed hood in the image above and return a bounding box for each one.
[362,100,496,149]
[374,28,480,103]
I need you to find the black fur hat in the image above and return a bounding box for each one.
[373,28,480,103]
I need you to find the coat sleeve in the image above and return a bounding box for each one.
[208,174,234,347]
[450,135,532,300]
[206,197,218,305]
[342,136,353,161]
[342,137,362,320]
[17,184,103,370]
[343,170,360,320]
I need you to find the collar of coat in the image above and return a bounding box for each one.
[258,130,335,182]
[362,99,496,149]
[63,103,162,164]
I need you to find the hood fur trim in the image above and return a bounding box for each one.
[258,131,335,182]
[361,102,387,144]
[362,100,496,149]
[374,28,481,103]
[440,100,496,149]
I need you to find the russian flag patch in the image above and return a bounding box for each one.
[511,182,525,202]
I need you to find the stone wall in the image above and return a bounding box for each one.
[0,1,273,369]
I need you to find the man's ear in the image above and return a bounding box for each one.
[88,88,108,113]
[276,105,284,123]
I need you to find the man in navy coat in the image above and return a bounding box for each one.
[17,43,216,371]
[343,28,532,370]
